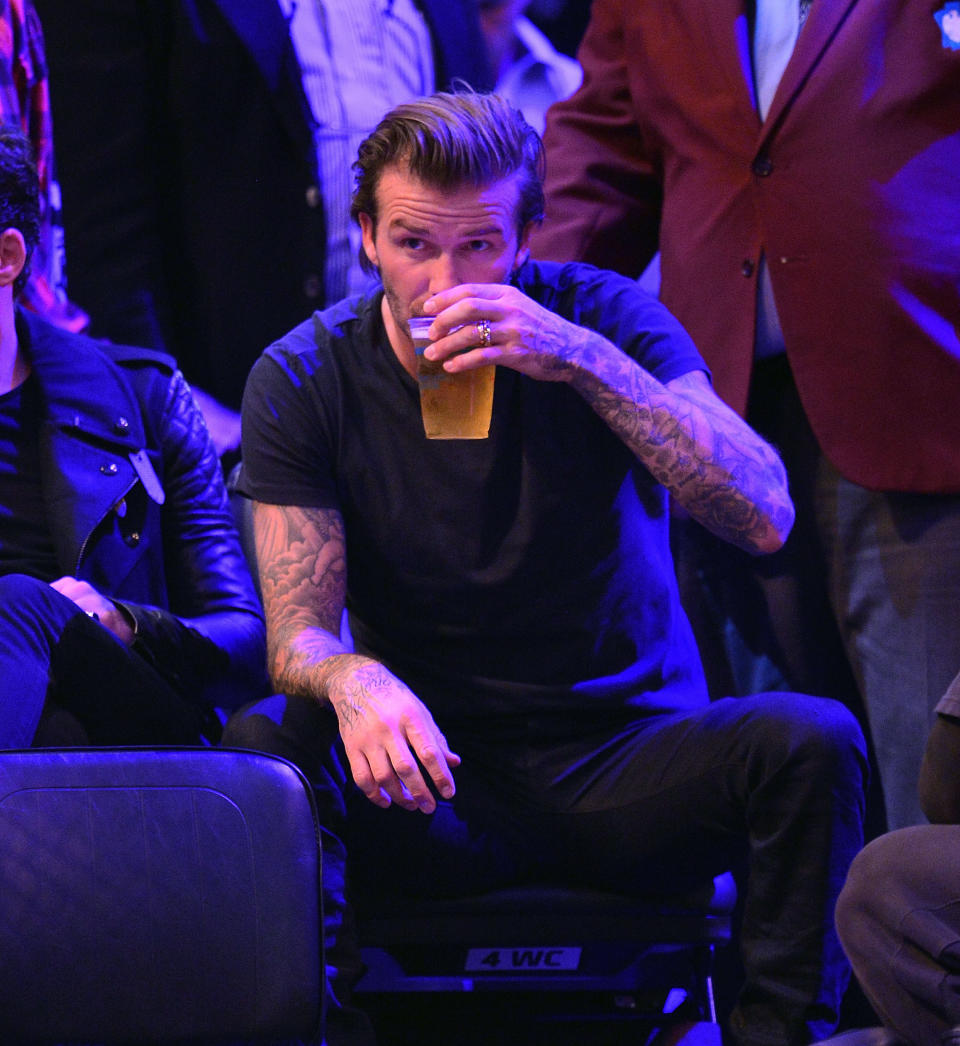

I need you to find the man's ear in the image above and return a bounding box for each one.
[513,220,536,271]
[358,213,379,271]
[0,228,27,288]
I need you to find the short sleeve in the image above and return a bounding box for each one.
[238,325,340,509]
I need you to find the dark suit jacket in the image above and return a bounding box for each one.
[532,0,960,493]
[36,0,492,410]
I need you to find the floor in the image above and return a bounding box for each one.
[359,959,882,1046]
[365,992,717,1045]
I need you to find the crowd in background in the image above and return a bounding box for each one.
[4,0,960,1043]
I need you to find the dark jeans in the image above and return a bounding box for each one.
[0,573,210,747]
[836,825,960,1045]
[223,690,867,1046]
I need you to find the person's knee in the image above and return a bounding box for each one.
[221,694,293,751]
[0,573,61,620]
[735,694,869,828]
[836,827,920,957]
[0,574,87,652]
[753,693,866,772]
[838,831,897,920]
[222,693,340,778]
[223,695,350,823]
[797,695,865,763]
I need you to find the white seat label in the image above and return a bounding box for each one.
[465,947,582,972]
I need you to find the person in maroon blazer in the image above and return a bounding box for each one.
[532,0,960,836]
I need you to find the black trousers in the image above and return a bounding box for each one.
[837,825,960,1045]
[224,689,867,1046]
[0,573,210,747]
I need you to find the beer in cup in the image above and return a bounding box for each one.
[409,316,495,439]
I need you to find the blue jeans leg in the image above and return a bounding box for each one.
[0,573,208,747]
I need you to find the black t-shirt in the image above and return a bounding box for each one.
[240,259,710,722]
[0,374,59,579]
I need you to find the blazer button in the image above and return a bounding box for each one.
[752,156,774,177]
[303,274,322,299]
[126,531,141,547]
[305,185,321,208]
[741,259,755,277]
[100,462,119,475]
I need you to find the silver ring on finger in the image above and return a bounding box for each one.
[475,318,492,348]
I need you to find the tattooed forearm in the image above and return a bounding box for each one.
[253,501,358,697]
[561,330,794,554]
[254,502,347,632]
[252,502,406,709]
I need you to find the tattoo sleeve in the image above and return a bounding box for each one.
[561,330,795,554]
[252,501,380,703]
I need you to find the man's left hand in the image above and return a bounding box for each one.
[49,576,136,646]
[423,282,588,383]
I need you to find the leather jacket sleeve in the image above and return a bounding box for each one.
[117,368,268,712]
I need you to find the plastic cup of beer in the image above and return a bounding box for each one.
[409,316,495,439]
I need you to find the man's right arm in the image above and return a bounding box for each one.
[253,501,459,813]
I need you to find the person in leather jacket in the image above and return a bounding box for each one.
[0,125,266,747]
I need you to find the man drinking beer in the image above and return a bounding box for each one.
[226,89,866,1046]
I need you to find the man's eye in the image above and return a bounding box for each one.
[465,240,491,252]
[401,238,425,251]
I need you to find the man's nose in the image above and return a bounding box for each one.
[428,253,461,296]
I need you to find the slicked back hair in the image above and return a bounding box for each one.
[351,89,545,272]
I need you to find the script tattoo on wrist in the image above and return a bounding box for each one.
[327,657,392,732]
